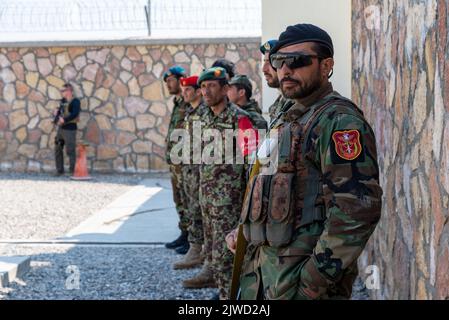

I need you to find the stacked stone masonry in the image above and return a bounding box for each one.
[0,40,262,173]
[352,0,449,299]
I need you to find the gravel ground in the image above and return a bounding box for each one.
[0,173,165,240]
[0,244,217,300]
[0,172,369,300]
[0,243,369,300]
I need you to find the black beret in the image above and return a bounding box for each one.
[271,23,334,57]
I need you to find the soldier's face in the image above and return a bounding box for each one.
[181,86,201,103]
[275,42,331,100]
[165,75,181,95]
[227,85,243,104]
[61,88,72,100]
[201,80,228,107]
[262,52,280,88]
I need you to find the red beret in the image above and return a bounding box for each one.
[180,76,199,87]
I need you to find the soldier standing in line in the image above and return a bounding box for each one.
[260,39,293,124]
[173,75,207,270]
[163,66,190,255]
[227,24,382,300]
[227,75,268,131]
[182,67,258,300]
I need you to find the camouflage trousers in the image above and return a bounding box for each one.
[201,201,240,300]
[181,165,203,244]
[239,222,357,300]
[169,164,189,232]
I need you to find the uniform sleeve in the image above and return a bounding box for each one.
[296,113,383,299]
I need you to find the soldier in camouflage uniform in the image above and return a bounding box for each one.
[227,75,268,130]
[173,75,207,270]
[183,67,258,300]
[260,40,292,124]
[163,66,190,254]
[227,24,382,300]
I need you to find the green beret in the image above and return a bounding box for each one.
[229,74,252,92]
[197,67,228,86]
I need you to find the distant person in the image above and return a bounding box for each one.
[53,83,80,176]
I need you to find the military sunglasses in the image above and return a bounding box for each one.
[270,52,324,70]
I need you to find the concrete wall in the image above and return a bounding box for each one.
[0,39,262,173]
[261,0,352,110]
[352,0,449,299]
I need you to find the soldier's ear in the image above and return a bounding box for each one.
[321,58,334,79]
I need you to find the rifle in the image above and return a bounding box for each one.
[53,98,66,125]
[229,159,260,300]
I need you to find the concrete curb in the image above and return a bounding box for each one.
[0,256,31,288]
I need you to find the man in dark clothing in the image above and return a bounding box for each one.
[53,83,80,176]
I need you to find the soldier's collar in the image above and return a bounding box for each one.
[173,95,183,104]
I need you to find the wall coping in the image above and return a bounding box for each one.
[0,37,262,48]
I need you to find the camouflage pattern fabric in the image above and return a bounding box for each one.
[166,96,187,163]
[170,164,189,232]
[200,102,254,299]
[240,85,382,300]
[166,95,189,232]
[268,94,287,122]
[181,103,207,244]
[240,99,268,130]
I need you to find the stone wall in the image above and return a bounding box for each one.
[0,39,262,173]
[352,0,449,299]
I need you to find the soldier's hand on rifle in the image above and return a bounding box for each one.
[57,117,65,126]
[226,228,238,254]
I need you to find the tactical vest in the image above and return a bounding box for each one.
[61,99,79,124]
[240,92,366,248]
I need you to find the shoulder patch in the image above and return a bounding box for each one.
[332,130,362,161]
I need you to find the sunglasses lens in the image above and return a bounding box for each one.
[270,56,281,69]
[271,54,315,69]
[290,55,313,69]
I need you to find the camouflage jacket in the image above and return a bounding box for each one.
[268,95,294,130]
[240,83,382,300]
[268,94,290,123]
[240,99,268,130]
[183,101,207,165]
[165,95,187,163]
[200,102,256,207]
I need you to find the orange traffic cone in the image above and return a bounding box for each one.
[71,142,92,180]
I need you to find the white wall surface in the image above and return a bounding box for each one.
[261,0,352,111]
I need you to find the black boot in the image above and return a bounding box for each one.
[175,241,190,255]
[165,231,188,249]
